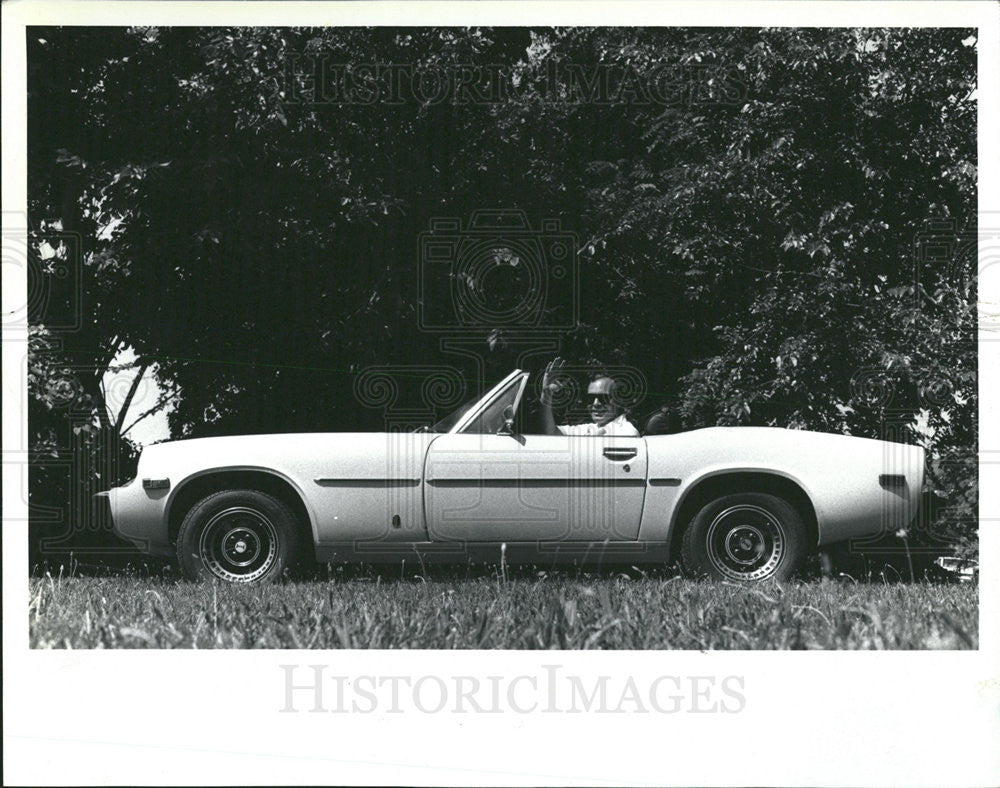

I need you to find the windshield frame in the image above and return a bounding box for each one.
[448,369,527,434]
[429,395,479,434]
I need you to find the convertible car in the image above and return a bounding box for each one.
[102,369,925,584]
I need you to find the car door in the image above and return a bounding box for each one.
[310,431,439,544]
[423,374,647,541]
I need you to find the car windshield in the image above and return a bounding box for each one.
[462,377,522,434]
[429,396,480,433]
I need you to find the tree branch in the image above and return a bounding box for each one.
[94,335,122,384]
[120,387,176,437]
[114,362,149,434]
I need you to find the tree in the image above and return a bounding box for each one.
[27,26,977,565]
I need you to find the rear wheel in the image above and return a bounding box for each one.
[681,492,807,582]
[177,489,300,583]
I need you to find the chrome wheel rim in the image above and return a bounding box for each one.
[705,504,785,580]
[199,506,278,583]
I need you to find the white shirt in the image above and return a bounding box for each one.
[557,414,640,437]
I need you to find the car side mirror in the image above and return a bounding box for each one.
[497,405,516,436]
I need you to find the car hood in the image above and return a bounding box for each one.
[141,432,402,461]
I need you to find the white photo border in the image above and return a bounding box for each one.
[3,2,998,786]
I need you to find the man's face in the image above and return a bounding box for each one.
[587,377,620,427]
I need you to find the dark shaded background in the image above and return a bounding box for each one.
[26,27,977,569]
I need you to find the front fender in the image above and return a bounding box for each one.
[163,465,321,546]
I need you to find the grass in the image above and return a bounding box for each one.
[28,565,978,649]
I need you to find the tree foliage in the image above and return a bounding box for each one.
[26,27,977,563]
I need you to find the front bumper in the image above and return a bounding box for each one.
[98,480,174,558]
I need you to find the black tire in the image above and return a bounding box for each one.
[681,492,807,582]
[176,489,300,583]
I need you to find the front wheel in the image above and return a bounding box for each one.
[177,489,300,583]
[681,492,807,582]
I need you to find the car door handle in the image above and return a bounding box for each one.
[603,447,637,461]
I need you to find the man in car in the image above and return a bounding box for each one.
[539,357,640,436]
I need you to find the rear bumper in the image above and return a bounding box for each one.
[913,488,950,534]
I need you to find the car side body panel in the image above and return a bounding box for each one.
[109,432,438,554]
[424,433,647,541]
[639,427,924,547]
[107,378,925,568]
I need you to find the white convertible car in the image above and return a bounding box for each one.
[104,369,925,584]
